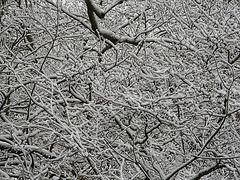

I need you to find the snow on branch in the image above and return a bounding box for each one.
[0,141,56,159]
[191,164,226,180]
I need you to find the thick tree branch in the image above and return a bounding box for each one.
[191,164,226,180]
[85,0,99,32]
[45,0,92,32]
[85,0,125,19]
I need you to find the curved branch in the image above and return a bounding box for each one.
[165,116,227,180]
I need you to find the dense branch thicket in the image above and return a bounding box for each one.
[1,0,240,179]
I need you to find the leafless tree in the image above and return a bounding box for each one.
[1,0,240,179]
